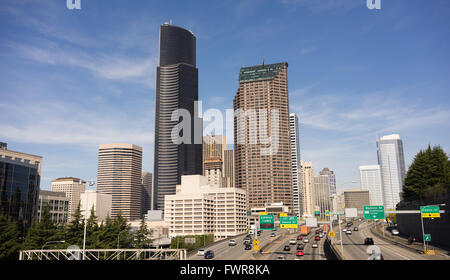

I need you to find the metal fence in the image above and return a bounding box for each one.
[19,249,187,260]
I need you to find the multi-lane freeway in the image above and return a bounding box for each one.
[333,220,450,260]
[187,220,450,260]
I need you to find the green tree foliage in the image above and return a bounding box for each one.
[22,205,59,250]
[134,218,153,248]
[0,216,21,260]
[170,234,214,251]
[64,202,85,247]
[402,145,450,201]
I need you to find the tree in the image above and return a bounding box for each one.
[134,218,152,248]
[0,216,21,260]
[85,206,100,248]
[402,145,450,201]
[22,205,59,250]
[64,202,85,247]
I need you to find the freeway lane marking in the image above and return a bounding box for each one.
[360,223,410,260]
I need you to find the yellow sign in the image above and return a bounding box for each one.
[280,213,288,217]
[253,239,260,245]
[259,212,267,215]
[422,213,440,218]
[254,245,260,251]
[425,250,437,255]
[280,224,298,229]
[328,231,335,239]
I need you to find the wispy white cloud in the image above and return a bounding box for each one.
[0,100,154,146]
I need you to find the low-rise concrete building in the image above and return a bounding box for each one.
[38,190,69,224]
[80,190,112,222]
[164,175,247,241]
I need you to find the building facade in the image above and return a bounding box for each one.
[377,134,406,209]
[80,190,112,222]
[289,113,302,218]
[0,143,42,235]
[359,165,384,206]
[233,62,293,211]
[153,23,203,212]
[313,175,331,219]
[38,190,69,224]
[343,189,370,212]
[223,149,235,188]
[300,160,314,218]
[164,175,246,240]
[142,171,152,215]
[97,143,142,220]
[320,168,336,195]
[51,177,86,220]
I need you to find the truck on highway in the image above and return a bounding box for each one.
[300,226,311,236]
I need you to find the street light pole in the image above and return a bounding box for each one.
[82,181,95,260]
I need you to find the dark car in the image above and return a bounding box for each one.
[204,250,214,259]
[283,245,290,251]
[244,244,252,250]
[315,230,320,234]
[408,237,418,244]
[364,238,374,245]
[354,227,358,231]
[297,244,304,250]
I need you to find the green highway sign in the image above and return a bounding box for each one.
[314,210,320,217]
[424,234,431,242]
[280,216,298,228]
[420,206,440,218]
[259,215,275,230]
[363,205,385,220]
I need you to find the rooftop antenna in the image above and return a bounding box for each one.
[262,58,265,66]
[169,20,173,25]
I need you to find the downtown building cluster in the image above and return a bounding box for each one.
[0,23,407,244]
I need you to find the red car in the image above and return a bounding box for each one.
[296,250,304,256]
[315,236,320,241]
[297,236,303,240]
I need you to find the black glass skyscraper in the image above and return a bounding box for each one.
[153,23,202,211]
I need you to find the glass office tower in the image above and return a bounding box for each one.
[153,23,203,211]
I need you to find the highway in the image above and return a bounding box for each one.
[333,220,437,260]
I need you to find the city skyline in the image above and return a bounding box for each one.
[1,0,449,194]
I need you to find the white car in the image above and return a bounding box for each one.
[197,249,205,256]
[346,230,352,235]
[312,243,318,248]
[343,228,347,232]
[228,239,237,246]
[277,255,285,260]
[303,238,309,243]
[289,238,297,245]
[319,233,324,238]
[391,229,400,235]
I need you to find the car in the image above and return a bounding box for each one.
[271,233,276,237]
[257,230,261,236]
[197,249,205,256]
[277,255,285,260]
[297,244,304,250]
[244,244,252,250]
[289,238,297,245]
[315,235,320,241]
[343,228,347,232]
[297,236,303,240]
[249,230,254,235]
[368,253,384,260]
[303,238,309,243]
[204,250,214,259]
[315,230,320,234]
[364,238,374,245]
[296,250,304,256]
[229,239,237,246]
[354,227,358,231]
[391,229,399,236]
[319,233,324,238]
[312,242,318,248]
[407,236,418,244]
[346,230,352,235]
[283,245,290,251]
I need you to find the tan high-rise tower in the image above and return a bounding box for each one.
[97,143,142,220]
[233,62,293,211]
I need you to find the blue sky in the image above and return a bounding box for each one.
[1,0,449,193]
